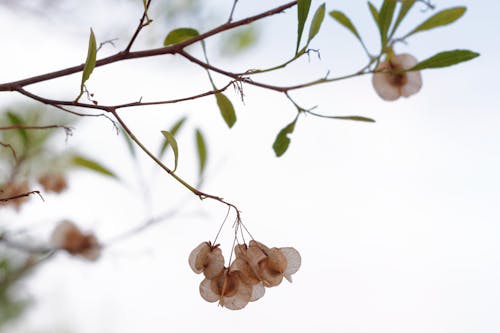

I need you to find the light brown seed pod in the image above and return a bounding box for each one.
[50,221,100,261]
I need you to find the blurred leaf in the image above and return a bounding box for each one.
[215,93,236,128]
[221,26,258,55]
[161,130,179,172]
[307,3,326,44]
[159,117,186,159]
[120,127,136,159]
[390,0,415,36]
[329,10,363,43]
[368,2,379,24]
[410,49,479,71]
[378,0,397,46]
[163,28,199,46]
[272,119,297,157]
[79,28,97,98]
[71,155,117,178]
[405,7,466,37]
[296,0,312,54]
[6,112,28,146]
[195,129,207,176]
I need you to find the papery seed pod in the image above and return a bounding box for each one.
[280,247,302,282]
[1,181,30,210]
[188,242,225,279]
[372,53,422,101]
[249,282,265,302]
[38,174,68,193]
[199,268,253,310]
[50,220,100,261]
[230,257,261,286]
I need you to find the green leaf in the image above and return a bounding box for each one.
[272,119,297,157]
[161,130,179,172]
[215,93,236,128]
[307,3,326,44]
[163,28,199,46]
[6,112,28,146]
[80,28,97,93]
[159,117,186,159]
[405,7,466,37]
[368,2,379,25]
[221,26,258,55]
[328,116,376,123]
[71,155,117,178]
[390,0,415,37]
[410,49,479,71]
[329,10,362,43]
[195,129,207,176]
[296,0,312,54]
[378,0,397,47]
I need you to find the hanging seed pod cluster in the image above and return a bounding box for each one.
[189,236,301,310]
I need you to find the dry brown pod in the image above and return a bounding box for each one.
[50,220,100,261]
[199,268,253,310]
[0,181,30,210]
[38,173,67,193]
[188,241,225,279]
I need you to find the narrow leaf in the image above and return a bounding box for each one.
[195,129,207,176]
[6,112,28,146]
[272,119,297,157]
[159,117,186,159]
[328,116,376,123]
[390,0,415,36]
[215,93,236,128]
[406,7,466,37]
[410,49,479,71]
[71,155,117,178]
[296,0,312,54]
[378,0,397,47]
[161,130,179,172]
[80,28,97,92]
[163,28,199,46]
[307,3,326,44]
[368,2,379,25]
[329,10,362,43]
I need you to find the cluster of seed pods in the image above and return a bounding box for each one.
[189,240,301,310]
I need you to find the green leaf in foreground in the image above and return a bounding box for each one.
[272,119,297,157]
[410,50,479,71]
[159,117,186,159]
[406,7,466,37]
[307,3,326,44]
[195,129,207,176]
[71,155,116,178]
[163,28,199,46]
[161,130,179,172]
[329,10,362,43]
[296,0,312,54]
[215,93,236,128]
[79,29,97,98]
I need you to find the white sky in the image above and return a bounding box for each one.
[1,1,499,332]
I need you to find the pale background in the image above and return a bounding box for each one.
[1,0,499,332]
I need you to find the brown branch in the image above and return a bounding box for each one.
[0,1,297,91]
[0,190,44,203]
[0,141,17,161]
[124,0,152,53]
